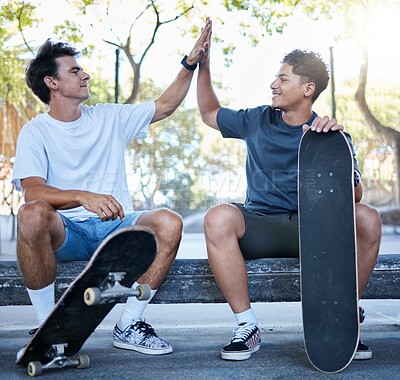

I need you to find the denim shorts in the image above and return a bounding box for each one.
[54,211,145,261]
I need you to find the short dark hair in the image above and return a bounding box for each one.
[25,39,80,104]
[282,49,329,102]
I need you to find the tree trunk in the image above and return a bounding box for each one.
[355,44,400,206]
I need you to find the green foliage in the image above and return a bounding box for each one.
[84,77,115,105]
[331,75,400,181]
[0,54,26,103]
[2,0,398,208]
[220,0,342,42]
[0,0,37,28]
[366,80,400,128]
[0,1,39,103]
[69,0,101,15]
[53,21,95,56]
[128,79,204,210]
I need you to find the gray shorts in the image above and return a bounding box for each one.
[234,203,299,259]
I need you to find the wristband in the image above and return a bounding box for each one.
[181,55,197,71]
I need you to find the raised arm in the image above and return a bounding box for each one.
[152,18,212,123]
[196,18,221,130]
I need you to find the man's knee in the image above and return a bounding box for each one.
[204,205,221,233]
[18,200,55,230]
[356,204,382,238]
[204,204,243,238]
[157,208,183,235]
[141,208,183,242]
[356,204,382,259]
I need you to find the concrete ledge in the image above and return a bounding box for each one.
[0,255,399,306]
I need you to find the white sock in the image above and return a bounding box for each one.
[27,283,55,325]
[234,308,258,326]
[117,282,157,330]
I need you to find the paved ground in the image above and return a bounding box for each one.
[1,215,399,378]
[1,301,399,379]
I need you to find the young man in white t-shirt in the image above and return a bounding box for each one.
[12,18,212,358]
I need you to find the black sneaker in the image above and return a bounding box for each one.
[354,340,372,360]
[354,307,372,359]
[221,322,261,361]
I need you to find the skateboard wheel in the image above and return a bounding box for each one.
[28,361,42,377]
[77,354,90,369]
[137,284,151,300]
[84,287,102,305]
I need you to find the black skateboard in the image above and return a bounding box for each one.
[16,226,156,377]
[298,130,359,373]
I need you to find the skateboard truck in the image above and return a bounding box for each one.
[84,272,151,306]
[27,344,90,377]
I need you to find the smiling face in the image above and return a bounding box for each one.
[45,55,91,104]
[270,63,314,112]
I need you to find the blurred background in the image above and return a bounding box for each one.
[1,0,399,255]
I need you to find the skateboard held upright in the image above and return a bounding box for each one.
[298,130,359,373]
[16,226,156,377]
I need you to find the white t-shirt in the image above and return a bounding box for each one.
[12,102,156,220]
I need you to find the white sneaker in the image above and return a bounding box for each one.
[353,341,372,360]
[113,319,173,355]
[16,328,38,361]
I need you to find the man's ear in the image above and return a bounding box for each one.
[43,76,57,90]
[304,82,315,99]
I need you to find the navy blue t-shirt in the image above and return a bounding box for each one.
[217,105,359,213]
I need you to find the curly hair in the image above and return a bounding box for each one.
[25,39,80,104]
[282,49,330,103]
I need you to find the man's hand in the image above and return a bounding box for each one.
[80,193,125,221]
[185,17,212,67]
[302,116,344,133]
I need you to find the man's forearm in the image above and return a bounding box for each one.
[152,67,195,122]
[23,183,85,210]
[197,63,220,129]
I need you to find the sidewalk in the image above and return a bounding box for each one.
[1,300,399,379]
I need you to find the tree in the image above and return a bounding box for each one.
[0,0,40,215]
[53,0,343,104]
[6,0,399,210]
[60,0,201,104]
[0,0,39,163]
[336,0,400,206]
[128,79,203,210]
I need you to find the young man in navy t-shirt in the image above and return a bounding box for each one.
[197,19,381,362]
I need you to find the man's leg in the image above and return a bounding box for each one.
[114,208,182,355]
[354,203,381,360]
[355,203,381,297]
[17,200,65,324]
[204,204,250,313]
[204,203,260,361]
[135,208,183,289]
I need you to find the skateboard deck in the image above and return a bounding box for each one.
[16,226,156,376]
[298,130,359,373]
